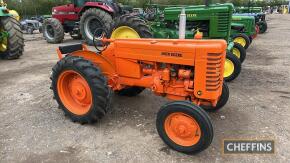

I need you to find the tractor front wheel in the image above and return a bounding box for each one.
[224,52,242,82]
[258,21,267,34]
[0,17,24,60]
[43,18,64,44]
[156,101,213,154]
[51,56,112,124]
[201,82,229,112]
[232,33,251,49]
[233,42,247,63]
[80,8,113,46]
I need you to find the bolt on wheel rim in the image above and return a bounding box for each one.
[164,112,201,147]
[57,70,92,115]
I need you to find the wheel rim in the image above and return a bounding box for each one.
[224,59,235,78]
[45,25,55,40]
[57,70,92,115]
[9,10,20,21]
[111,26,140,39]
[234,37,246,47]
[164,112,201,147]
[84,16,102,41]
[0,28,8,52]
[232,48,241,59]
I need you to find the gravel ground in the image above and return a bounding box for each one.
[0,14,289,163]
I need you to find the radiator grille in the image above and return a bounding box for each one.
[217,12,230,32]
[206,53,223,92]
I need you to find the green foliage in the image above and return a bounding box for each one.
[4,0,290,18]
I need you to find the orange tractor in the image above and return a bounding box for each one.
[51,30,229,153]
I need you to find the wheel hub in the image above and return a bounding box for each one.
[165,112,201,146]
[233,48,241,59]
[57,70,92,115]
[224,59,235,78]
[234,37,246,47]
[84,16,102,41]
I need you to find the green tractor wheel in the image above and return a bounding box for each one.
[0,17,24,59]
[110,15,153,96]
[232,33,251,49]
[232,42,246,63]
[224,52,242,82]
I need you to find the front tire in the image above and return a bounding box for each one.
[43,18,64,44]
[80,8,113,46]
[224,52,242,82]
[232,42,247,63]
[157,101,213,154]
[201,82,229,112]
[51,56,112,124]
[232,33,251,49]
[0,16,24,60]
[258,21,267,34]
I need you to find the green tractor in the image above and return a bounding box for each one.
[0,0,24,59]
[234,6,267,34]
[231,15,257,49]
[111,3,243,82]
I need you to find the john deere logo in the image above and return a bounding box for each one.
[161,52,182,57]
[187,14,197,17]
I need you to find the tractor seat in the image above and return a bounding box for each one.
[59,44,83,54]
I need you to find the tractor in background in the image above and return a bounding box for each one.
[43,0,128,45]
[0,0,24,59]
[234,6,267,34]
[111,3,243,82]
[231,15,257,49]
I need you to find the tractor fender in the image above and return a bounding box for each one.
[69,50,116,80]
[79,2,114,16]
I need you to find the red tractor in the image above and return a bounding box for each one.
[43,0,123,45]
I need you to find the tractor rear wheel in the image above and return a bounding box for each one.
[111,15,152,96]
[51,56,112,124]
[43,18,64,44]
[201,82,229,112]
[111,14,153,39]
[258,21,267,34]
[224,52,241,82]
[80,8,113,46]
[0,17,24,60]
[157,101,213,154]
[232,33,251,49]
[233,42,246,63]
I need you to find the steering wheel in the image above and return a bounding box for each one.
[93,28,110,53]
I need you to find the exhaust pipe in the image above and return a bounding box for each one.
[179,8,186,39]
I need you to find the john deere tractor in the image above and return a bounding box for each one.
[0,0,24,59]
[111,3,243,82]
[231,15,257,49]
[234,6,267,34]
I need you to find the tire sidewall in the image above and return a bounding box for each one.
[52,57,108,121]
[157,102,213,154]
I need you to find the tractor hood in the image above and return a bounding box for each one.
[52,4,74,14]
